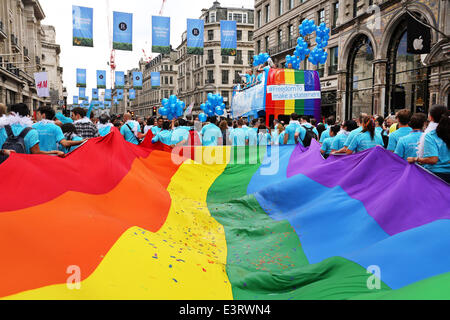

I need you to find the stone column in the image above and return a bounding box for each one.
[336,70,347,121]
[373,59,387,116]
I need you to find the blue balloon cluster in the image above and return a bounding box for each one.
[199,93,226,122]
[299,19,317,37]
[253,53,270,67]
[159,95,186,120]
[289,19,330,67]
[315,23,331,49]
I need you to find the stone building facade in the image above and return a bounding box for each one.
[176,1,255,114]
[253,0,449,121]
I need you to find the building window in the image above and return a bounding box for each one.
[265,4,270,23]
[265,36,270,51]
[278,30,283,45]
[353,0,358,18]
[237,30,242,41]
[289,0,295,10]
[208,30,214,41]
[236,50,243,64]
[288,25,294,43]
[170,77,173,85]
[207,50,214,63]
[386,19,430,115]
[248,31,253,41]
[207,70,214,83]
[222,70,229,85]
[210,12,216,23]
[332,2,339,28]
[347,35,374,119]
[234,70,242,84]
[318,9,325,24]
[278,0,283,16]
[221,91,229,103]
[248,50,254,65]
[229,13,245,24]
[257,40,261,54]
[329,46,338,75]
[222,56,229,64]
[257,10,262,28]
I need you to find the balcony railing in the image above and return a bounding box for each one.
[317,67,325,78]
[328,65,338,76]
[23,47,30,60]
[234,59,243,65]
[205,79,215,84]
[0,20,6,40]
[267,39,297,57]
[206,59,215,65]
[35,56,41,65]
[11,34,20,52]
[222,56,229,64]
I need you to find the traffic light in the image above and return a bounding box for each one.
[153,107,157,114]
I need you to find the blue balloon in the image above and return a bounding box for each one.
[162,98,169,107]
[199,113,207,122]
[215,107,224,116]
[159,107,168,116]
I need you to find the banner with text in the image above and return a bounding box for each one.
[115,71,125,89]
[220,20,237,56]
[113,12,133,51]
[152,16,170,54]
[151,72,161,89]
[117,89,124,101]
[76,68,86,88]
[34,72,49,97]
[231,81,266,118]
[129,89,136,100]
[73,96,79,105]
[105,89,112,101]
[79,87,86,100]
[187,19,204,55]
[72,6,93,47]
[92,88,99,100]
[97,70,106,89]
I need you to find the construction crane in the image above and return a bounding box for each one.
[159,0,167,16]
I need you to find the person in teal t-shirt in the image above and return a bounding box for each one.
[120,113,144,145]
[347,117,383,154]
[152,121,173,146]
[151,117,164,136]
[321,125,340,158]
[201,117,222,146]
[97,114,113,137]
[171,119,191,146]
[229,119,248,146]
[387,109,412,152]
[395,113,427,160]
[331,120,358,154]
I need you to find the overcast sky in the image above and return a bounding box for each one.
[39,0,254,103]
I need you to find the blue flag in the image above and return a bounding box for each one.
[79,87,86,100]
[99,101,105,109]
[105,101,112,109]
[113,97,119,106]
[76,68,87,88]
[105,89,112,101]
[152,16,170,54]
[117,89,124,101]
[73,96,79,105]
[92,88,99,100]
[115,71,125,89]
[113,12,133,51]
[133,72,143,90]
[72,6,93,47]
[187,19,204,55]
[151,72,161,89]
[97,70,106,89]
[221,20,237,56]
[129,89,136,100]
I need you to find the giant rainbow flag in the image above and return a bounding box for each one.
[0,130,449,300]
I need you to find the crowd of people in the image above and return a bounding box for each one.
[0,102,449,183]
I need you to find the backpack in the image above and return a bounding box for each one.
[2,125,32,154]
[302,125,318,147]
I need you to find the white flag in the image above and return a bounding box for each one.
[34,72,50,97]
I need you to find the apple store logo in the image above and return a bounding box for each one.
[413,36,424,51]
[119,22,128,31]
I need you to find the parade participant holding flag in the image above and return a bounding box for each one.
[230,119,248,146]
[97,114,114,137]
[120,113,145,145]
[331,120,358,154]
[395,113,427,161]
[201,117,222,147]
[152,121,173,146]
[387,109,412,152]
[346,117,384,154]
[152,117,164,135]
[0,103,63,157]
[72,107,99,139]
[33,107,85,152]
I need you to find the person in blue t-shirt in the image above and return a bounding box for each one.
[171,118,191,146]
[0,103,64,157]
[59,123,85,154]
[320,116,336,143]
[300,116,319,137]
[258,125,272,146]
[120,113,145,145]
[387,109,413,152]
[33,107,85,152]
[229,119,249,146]
[347,116,384,154]
[151,117,164,136]
[152,121,173,146]
[97,114,114,137]
[331,120,358,154]
[284,113,304,145]
[247,119,259,146]
[408,110,450,183]
[335,113,368,154]
[321,125,340,158]
[395,113,427,160]
[201,117,223,146]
